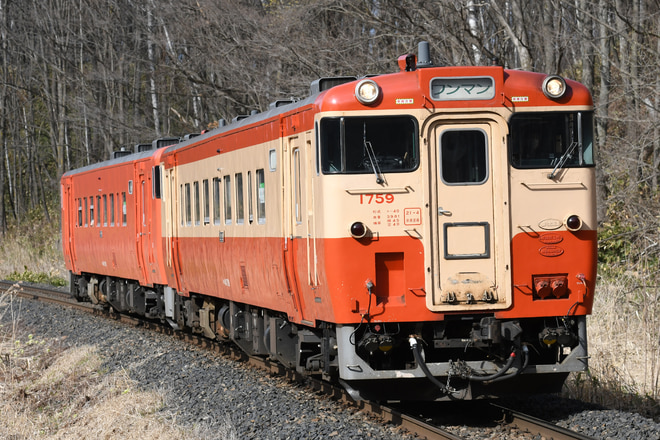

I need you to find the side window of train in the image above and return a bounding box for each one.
[152,166,162,199]
[213,177,221,225]
[293,149,302,224]
[103,195,108,226]
[247,171,254,224]
[223,175,232,225]
[180,185,185,226]
[315,122,320,175]
[203,179,210,225]
[194,181,200,226]
[440,129,488,185]
[256,169,266,224]
[319,116,419,174]
[235,173,244,225]
[84,197,88,227]
[96,195,101,226]
[110,194,115,226]
[269,149,277,171]
[185,183,192,226]
[122,192,127,226]
[89,196,94,226]
[77,199,83,227]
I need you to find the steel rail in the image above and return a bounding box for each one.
[492,403,598,440]
[0,280,93,312]
[361,401,465,440]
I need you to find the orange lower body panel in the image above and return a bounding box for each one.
[319,236,438,324]
[167,229,596,325]
[498,229,597,319]
[172,234,439,325]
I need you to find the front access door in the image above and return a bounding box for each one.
[429,121,510,311]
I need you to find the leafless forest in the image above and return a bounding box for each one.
[0,0,659,273]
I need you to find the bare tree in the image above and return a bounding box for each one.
[0,0,9,233]
[0,0,657,270]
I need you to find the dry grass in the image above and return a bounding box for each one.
[0,219,68,286]
[0,289,234,439]
[564,277,660,418]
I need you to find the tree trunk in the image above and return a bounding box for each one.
[577,0,595,92]
[490,0,533,70]
[147,4,161,137]
[0,0,8,234]
[595,1,613,224]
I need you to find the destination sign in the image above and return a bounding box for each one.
[430,76,495,101]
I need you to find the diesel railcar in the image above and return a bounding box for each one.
[62,44,596,401]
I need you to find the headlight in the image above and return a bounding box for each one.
[355,79,381,105]
[542,75,567,99]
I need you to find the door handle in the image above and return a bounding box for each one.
[438,207,452,216]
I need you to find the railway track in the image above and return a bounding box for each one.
[1,280,597,440]
[493,403,598,440]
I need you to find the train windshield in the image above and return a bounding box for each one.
[509,112,594,169]
[320,116,419,174]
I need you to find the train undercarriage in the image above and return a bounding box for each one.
[71,272,587,401]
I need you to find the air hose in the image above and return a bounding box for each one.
[469,345,529,383]
[409,337,530,391]
[409,337,449,394]
[468,351,517,382]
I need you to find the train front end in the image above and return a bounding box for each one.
[314,53,596,400]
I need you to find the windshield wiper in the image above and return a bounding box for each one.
[548,140,579,180]
[363,124,384,184]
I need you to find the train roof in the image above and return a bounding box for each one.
[61,147,165,178]
[162,93,319,156]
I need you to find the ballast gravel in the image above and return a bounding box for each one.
[3,297,412,440]
[2,294,660,440]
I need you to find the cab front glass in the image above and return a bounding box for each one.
[320,116,419,174]
[509,111,594,169]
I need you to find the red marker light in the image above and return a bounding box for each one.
[350,222,368,239]
[565,215,582,232]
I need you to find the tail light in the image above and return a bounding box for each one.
[565,214,582,232]
[533,275,569,299]
[350,221,368,239]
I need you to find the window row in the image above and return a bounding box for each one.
[76,192,127,227]
[180,169,266,227]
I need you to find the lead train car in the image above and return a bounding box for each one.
[62,50,597,401]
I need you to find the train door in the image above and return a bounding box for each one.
[428,120,511,311]
[305,135,319,288]
[283,134,315,323]
[164,164,185,293]
[136,168,153,284]
[61,181,76,271]
[163,168,174,278]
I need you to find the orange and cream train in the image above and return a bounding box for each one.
[61,44,596,401]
